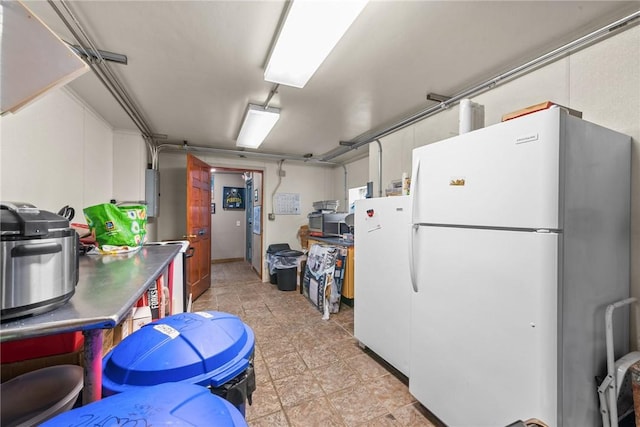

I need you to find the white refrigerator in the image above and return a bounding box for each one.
[408,108,630,427]
[354,195,411,376]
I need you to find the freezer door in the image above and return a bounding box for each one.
[354,196,411,376]
[409,226,558,427]
[411,108,561,230]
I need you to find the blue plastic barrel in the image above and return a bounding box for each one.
[41,383,247,426]
[102,311,255,416]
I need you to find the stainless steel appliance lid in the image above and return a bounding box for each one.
[1,202,70,237]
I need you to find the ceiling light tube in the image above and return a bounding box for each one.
[236,104,281,149]
[264,0,369,88]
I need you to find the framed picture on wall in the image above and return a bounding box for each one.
[223,186,245,210]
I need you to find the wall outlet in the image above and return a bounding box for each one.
[278,169,286,177]
[236,220,241,226]
[268,213,275,221]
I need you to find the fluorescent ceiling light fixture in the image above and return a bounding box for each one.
[264,0,369,88]
[236,104,281,149]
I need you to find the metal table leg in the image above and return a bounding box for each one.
[82,328,104,404]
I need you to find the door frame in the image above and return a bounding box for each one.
[209,165,264,280]
[245,177,253,263]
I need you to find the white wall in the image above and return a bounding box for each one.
[1,88,113,216]
[211,172,246,260]
[112,131,153,239]
[331,155,369,209]
[366,25,640,349]
[1,88,150,240]
[155,152,187,241]
[112,131,147,203]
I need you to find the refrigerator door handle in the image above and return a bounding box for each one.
[410,158,420,223]
[409,223,419,293]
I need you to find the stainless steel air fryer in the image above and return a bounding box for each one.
[1,202,78,321]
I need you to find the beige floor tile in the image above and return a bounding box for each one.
[263,351,307,380]
[272,370,324,408]
[285,396,345,427]
[253,355,271,385]
[289,329,324,352]
[367,374,416,413]
[311,360,361,395]
[348,353,393,381]
[192,291,215,304]
[391,403,439,427]
[245,381,283,421]
[215,305,244,317]
[333,311,354,325]
[242,300,268,310]
[243,307,278,322]
[339,320,354,335]
[360,414,402,426]
[312,321,353,341]
[299,343,340,370]
[331,338,366,360]
[328,384,388,426]
[247,410,290,427]
[216,294,242,305]
[212,285,238,297]
[251,322,285,339]
[260,335,297,358]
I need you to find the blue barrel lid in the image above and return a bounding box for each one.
[42,383,247,426]
[102,311,254,394]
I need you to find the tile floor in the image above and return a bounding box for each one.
[192,261,440,427]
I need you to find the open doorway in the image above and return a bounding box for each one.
[210,166,264,280]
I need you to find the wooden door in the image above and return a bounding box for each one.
[186,154,211,301]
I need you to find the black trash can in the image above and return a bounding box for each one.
[273,250,304,291]
[266,243,291,284]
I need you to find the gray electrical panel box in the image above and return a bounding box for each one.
[145,169,159,217]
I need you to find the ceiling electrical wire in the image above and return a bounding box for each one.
[271,159,285,217]
[47,0,158,166]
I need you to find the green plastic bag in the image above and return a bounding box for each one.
[83,203,147,247]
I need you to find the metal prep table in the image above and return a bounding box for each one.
[0,244,180,403]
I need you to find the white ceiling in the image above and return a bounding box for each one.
[25,0,640,163]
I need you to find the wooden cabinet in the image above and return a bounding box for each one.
[307,238,354,306]
[343,245,355,304]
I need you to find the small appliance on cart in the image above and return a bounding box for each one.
[307,200,348,237]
